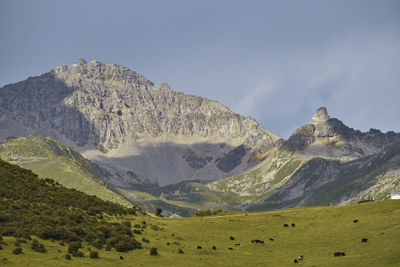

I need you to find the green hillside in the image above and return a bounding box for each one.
[0,136,132,207]
[1,159,399,266]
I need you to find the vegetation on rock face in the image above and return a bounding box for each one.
[0,159,142,251]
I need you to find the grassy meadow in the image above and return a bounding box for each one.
[0,200,399,266]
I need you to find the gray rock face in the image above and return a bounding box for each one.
[284,107,400,158]
[0,59,278,150]
[0,59,280,185]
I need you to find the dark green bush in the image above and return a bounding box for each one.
[89,251,99,259]
[13,247,22,254]
[150,247,158,255]
[65,254,72,260]
[142,237,150,243]
[72,250,84,257]
[68,241,82,254]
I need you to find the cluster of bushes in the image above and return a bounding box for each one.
[0,159,142,252]
[31,239,46,253]
[193,209,222,217]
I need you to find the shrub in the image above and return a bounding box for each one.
[142,238,150,243]
[150,247,158,255]
[178,248,184,254]
[91,239,102,249]
[115,238,142,252]
[13,247,23,254]
[31,239,46,253]
[89,251,99,259]
[156,208,163,217]
[72,250,84,257]
[68,241,82,254]
[151,225,160,231]
[105,244,112,251]
[133,230,141,234]
[0,245,3,250]
[65,254,72,260]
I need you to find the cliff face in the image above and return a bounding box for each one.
[0,58,280,185]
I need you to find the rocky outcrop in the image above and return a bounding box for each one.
[284,107,400,158]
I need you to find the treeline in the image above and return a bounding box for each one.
[0,159,142,252]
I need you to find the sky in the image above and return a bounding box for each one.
[1,0,399,138]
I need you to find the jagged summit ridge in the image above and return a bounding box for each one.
[284,107,400,158]
[0,58,279,150]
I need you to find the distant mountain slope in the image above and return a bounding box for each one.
[0,58,279,185]
[247,141,400,211]
[210,108,400,210]
[0,136,132,207]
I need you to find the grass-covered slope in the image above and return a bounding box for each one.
[0,136,132,207]
[1,189,399,266]
[0,159,143,253]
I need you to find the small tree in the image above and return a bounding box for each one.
[89,251,99,259]
[155,208,163,217]
[150,247,158,255]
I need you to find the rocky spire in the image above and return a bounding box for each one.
[311,107,330,124]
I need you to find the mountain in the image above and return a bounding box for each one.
[0,59,399,215]
[283,107,400,159]
[0,58,279,186]
[210,108,400,210]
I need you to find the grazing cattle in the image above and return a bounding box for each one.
[120,256,124,260]
[294,259,298,263]
[197,246,202,249]
[362,238,368,242]
[292,223,296,227]
[230,236,235,240]
[251,239,264,244]
[353,219,359,223]
[212,246,216,250]
[283,224,289,227]
[333,252,345,257]
[228,247,233,250]
[235,244,241,246]
[269,238,274,241]
[298,255,304,260]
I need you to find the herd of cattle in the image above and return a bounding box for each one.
[193,218,369,264]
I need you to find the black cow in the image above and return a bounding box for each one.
[292,223,296,227]
[197,246,202,249]
[294,259,298,263]
[212,246,216,250]
[269,238,274,241]
[120,256,124,260]
[353,219,359,223]
[235,244,241,246]
[284,224,289,227]
[362,238,368,242]
[230,236,235,240]
[334,252,345,257]
[228,247,233,250]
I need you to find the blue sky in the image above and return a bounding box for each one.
[1,0,399,138]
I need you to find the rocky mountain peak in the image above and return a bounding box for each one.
[311,107,330,124]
